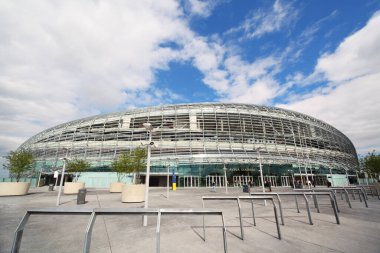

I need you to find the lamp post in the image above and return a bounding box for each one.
[143,123,154,226]
[37,166,43,188]
[56,150,69,206]
[288,169,295,189]
[53,170,59,190]
[167,164,170,199]
[256,148,267,206]
[223,164,228,193]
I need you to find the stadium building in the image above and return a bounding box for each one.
[19,103,359,188]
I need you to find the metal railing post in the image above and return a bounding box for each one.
[313,195,320,213]
[295,195,300,213]
[303,194,313,225]
[11,212,30,253]
[359,186,369,200]
[357,189,362,202]
[331,190,340,212]
[156,210,161,253]
[329,193,340,224]
[276,193,284,225]
[344,189,352,208]
[221,214,228,253]
[202,199,206,241]
[236,198,244,240]
[362,190,369,208]
[250,199,256,226]
[83,212,96,253]
[271,200,281,240]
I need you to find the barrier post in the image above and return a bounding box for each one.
[313,195,320,213]
[303,194,313,225]
[251,200,256,226]
[11,213,31,253]
[83,212,96,253]
[276,193,285,225]
[156,210,161,253]
[329,193,340,224]
[295,195,300,213]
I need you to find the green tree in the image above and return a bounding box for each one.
[66,159,90,182]
[5,150,35,182]
[362,150,380,176]
[111,148,146,184]
[111,153,132,182]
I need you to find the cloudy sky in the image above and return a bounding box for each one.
[1,0,379,174]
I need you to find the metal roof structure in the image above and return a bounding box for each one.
[19,103,358,171]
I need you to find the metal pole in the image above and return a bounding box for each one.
[37,167,43,188]
[291,170,295,189]
[258,153,267,206]
[167,165,169,199]
[298,164,303,186]
[224,165,228,193]
[329,168,334,187]
[143,129,152,226]
[303,194,313,225]
[54,173,58,190]
[305,166,310,188]
[56,157,68,206]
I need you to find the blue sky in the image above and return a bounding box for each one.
[0,0,380,175]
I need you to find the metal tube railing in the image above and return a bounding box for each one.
[202,196,281,240]
[250,192,340,225]
[11,208,228,253]
[295,187,369,208]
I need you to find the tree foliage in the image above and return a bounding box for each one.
[362,150,380,175]
[5,150,35,182]
[111,148,146,183]
[66,158,90,182]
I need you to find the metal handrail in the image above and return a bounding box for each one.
[202,196,281,240]
[250,192,340,225]
[294,187,369,208]
[11,208,228,253]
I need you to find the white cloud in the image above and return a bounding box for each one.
[0,0,190,155]
[226,77,281,105]
[0,0,298,160]
[2,0,377,162]
[185,0,219,18]
[227,0,298,39]
[315,12,380,83]
[123,87,185,108]
[279,11,380,154]
[218,55,281,103]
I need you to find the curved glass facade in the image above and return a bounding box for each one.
[19,103,358,186]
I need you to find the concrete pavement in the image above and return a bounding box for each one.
[1,186,379,253]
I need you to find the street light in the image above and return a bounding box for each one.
[36,166,44,188]
[256,148,267,206]
[166,164,170,199]
[56,150,69,206]
[143,122,154,226]
[223,164,228,193]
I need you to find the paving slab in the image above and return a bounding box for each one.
[0,186,379,253]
